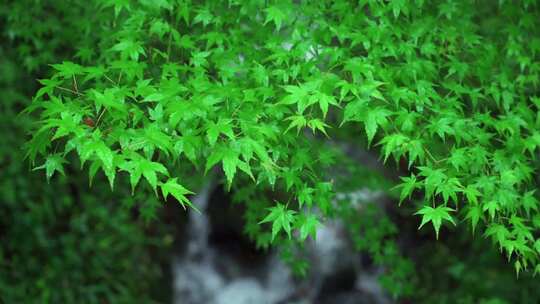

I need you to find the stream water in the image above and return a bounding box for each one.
[171,184,393,304]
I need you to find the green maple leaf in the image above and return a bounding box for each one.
[418,167,447,199]
[379,133,408,163]
[407,139,425,168]
[139,0,172,10]
[465,204,482,233]
[100,0,130,17]
[464,185,481,205]
[390,0,407,18]
[316,92,338,118]
[344,57,374,83]
[264,6,286,31]
[33,78,61,101]
[280,85,309,106]
[143,127,173,156]
[237,160,255,181]
[522,190,539,217]
[341,98,368,125]
[483,200,500,219]
[259,203,296,241]
[484,224,510,249]
[120,156,169,193]
[253,63,269,87]
[448,147,468,172]
[160,178,195,210]
[337,80,359,101]
[193,7,213,27]
[435,177,462,204]
[299,214,320,241]
[206,118,234,146]
[395,174,418,204]
[365,107,391,146]
[93,141,114,171]
[24,129,52,164]
[285,115,307,134]
[91,88,127,114]
[149,19,170,38]
[307,119,330,136]
[222,149,240,187]
[43,113,83,141]
[111,39,146,61]
[298,187,314,208]
[33,154,67,181]
[415,205,456,239]
[50,61,84,78]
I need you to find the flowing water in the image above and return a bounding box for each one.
[172,184,392,304]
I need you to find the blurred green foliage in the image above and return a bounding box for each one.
[0,1,172,303]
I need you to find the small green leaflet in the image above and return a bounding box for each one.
[193,7,213,27]
[365,107,391,146]
[206,118,234,146]
[435,177,462,205]
[415,205,456,239]
[111,39,146,61]
[463,185,481,205]
[77,136,115,171]
[259,203,296,241]
[395,174,418,204]
[316,92,338,118]
[50,61,84,78]
[33,154,67,181]
[33,78,62,101]
[483,200,500,219]
[307,119,330,136]
[24,129,51,164]
[484,224,510,249]
[465,204,482,233]
[222,149,239,185]
[298,186,314,208]
[94,141,115,171]
[522,190,539,217]
[119,155,169,193]
[160,178,195,210]
[205,145,253,186]
[341,98,368,125]
[418,166,447,199]
[379,133,408,163]
[285,115,307,134]
[149,19,170,38]
[264,6,286,31]
[298,213,320,241]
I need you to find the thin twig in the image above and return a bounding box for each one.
[95,108,107,128]
[103,74,117,85]
[56,86,84,96]
[424,147,447,164]
[72,75,79,93]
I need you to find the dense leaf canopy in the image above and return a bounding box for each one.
[17,0,540,300]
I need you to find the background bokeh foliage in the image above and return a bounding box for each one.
[1,1,175,303]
